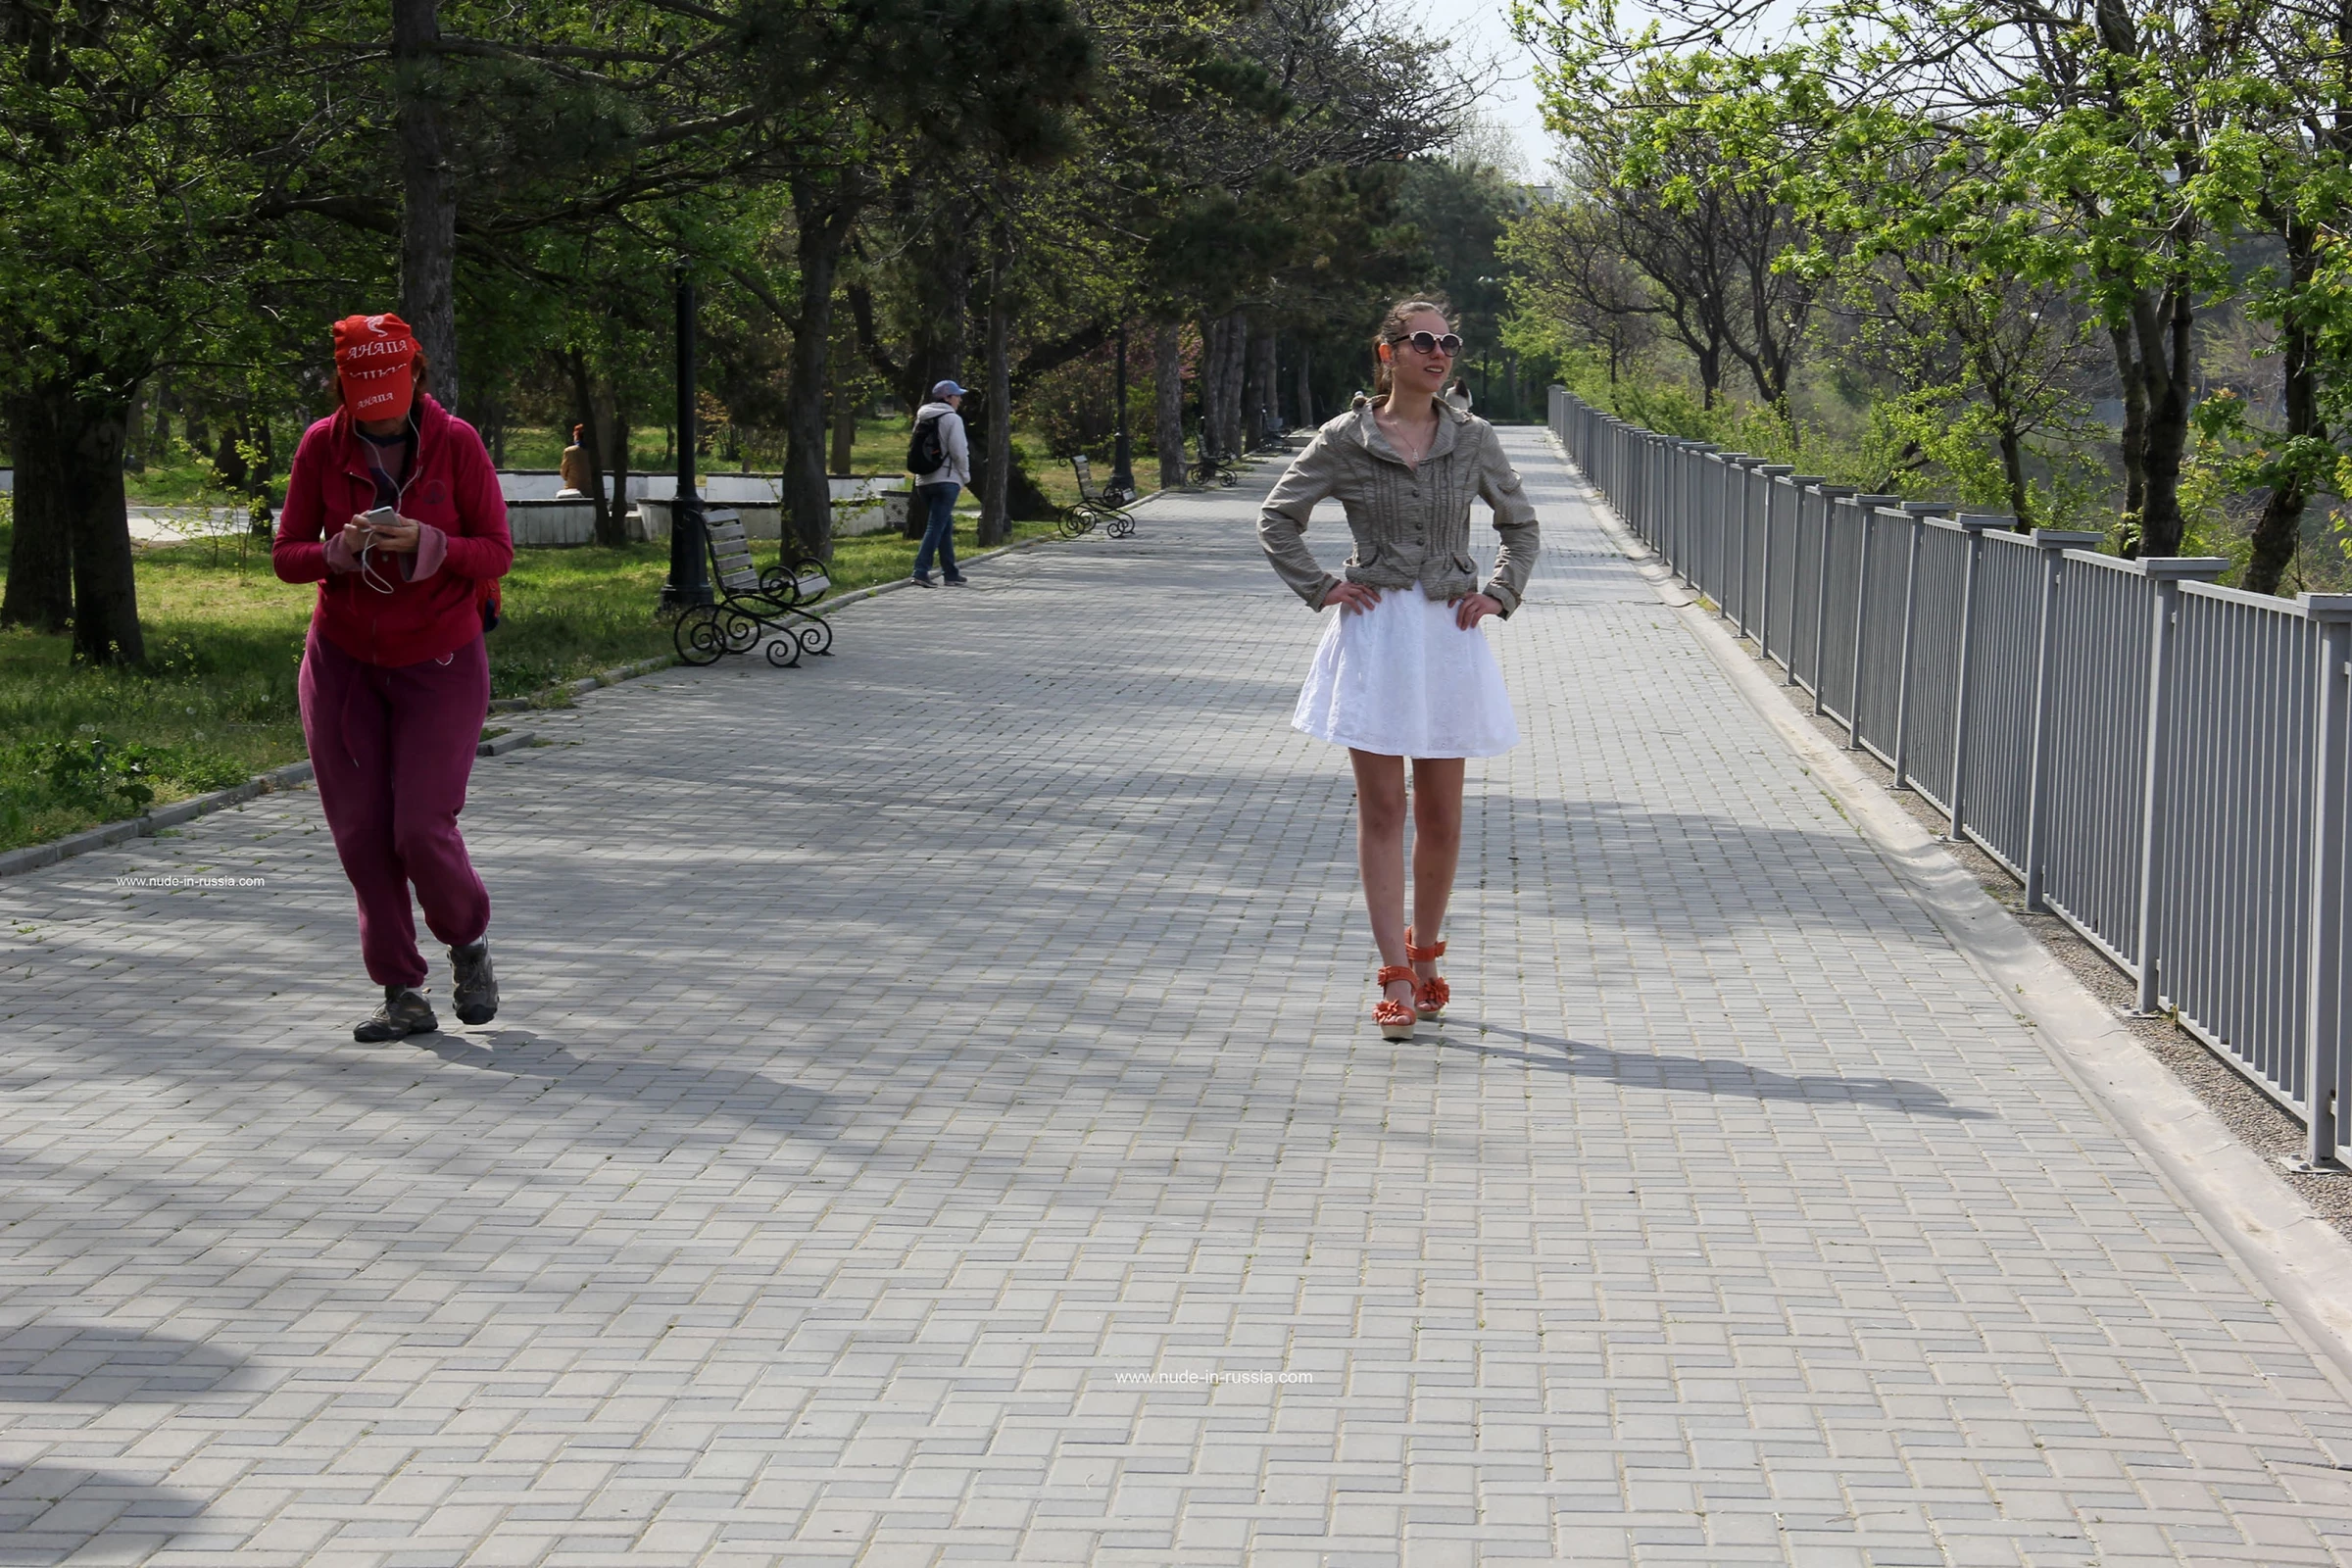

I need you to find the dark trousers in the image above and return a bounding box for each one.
[299,626,492,987]
[913,482,960,579]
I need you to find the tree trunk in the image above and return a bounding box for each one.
[66,395,142,665]
[1195,315,1223,459]
[5,375,146,662]
[903,192,975,413]
[565,350,622,548]
[2244,218,2318,596]
[607,404,633,543]
[1245,327,1277,448]
[1,391,74,633]
[1996,424,2034,531]
[1155,321,1186,491]
[2135,284,2193,559]
[1216,311,1248,459]
[978,220,1013,549]
[215,420,250,493]
[393,0,459,411]
[1294,342,1313,429]
[122,383,148,473]
[829,372,857,476]
[4,375,145,662]
[784,178,863,561]
[2108,319,2148,553]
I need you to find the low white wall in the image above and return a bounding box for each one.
[1,467,12,495]
[634,493,908,543]
[496,469,906,505]
[506,499,603,547]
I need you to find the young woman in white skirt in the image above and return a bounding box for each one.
[1257,299,1541,1040]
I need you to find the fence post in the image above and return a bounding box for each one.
[2297,598,2352,1170]
[1730,458,1763,630]
[1656,436,1671,551]
[1711,455,1750,613]
[1630,429,1644,542]
[1943,515,2006,840]
[1810,485,1854,715]
[1889,502,1952,787]
[1844,494,1903,748]
[1679,444,1718,580]
[2132,556,2230,1014]
[1638,431,1653,546]
[1661,443,1683,571]
[2023,531,2104,911]
[1774,474,1817,685]
[1754,466,1793,657]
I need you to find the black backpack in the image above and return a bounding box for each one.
[906,413,947,474]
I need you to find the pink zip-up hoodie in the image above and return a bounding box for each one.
[275,395,514,667]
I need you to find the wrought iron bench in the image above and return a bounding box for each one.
[1057,455,1138,539]
[1194,432,1239,488]
[670,508,835,667]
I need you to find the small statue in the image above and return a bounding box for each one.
[558,425,591,498]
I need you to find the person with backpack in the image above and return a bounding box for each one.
[906,379,971,586]
[273,312,514,1043]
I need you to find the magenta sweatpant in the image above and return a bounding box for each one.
[298,626,492,987]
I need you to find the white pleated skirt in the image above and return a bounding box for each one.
[1292,584,1520,758]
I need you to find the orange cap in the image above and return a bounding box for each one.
[332,313,417,421]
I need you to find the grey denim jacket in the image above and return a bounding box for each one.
[1256,397,1540,614]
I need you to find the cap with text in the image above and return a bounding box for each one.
[332,313,418,422]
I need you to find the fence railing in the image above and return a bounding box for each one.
[1550,387,2352,1170]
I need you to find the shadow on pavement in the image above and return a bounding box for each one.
[0,1327,237,1558]
[0,1324,257,1403]
[1441,1020,1993,1121]
[0,1463,207,1565]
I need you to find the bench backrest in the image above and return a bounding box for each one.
[1071,454,1101,503]
[701,511,763,595]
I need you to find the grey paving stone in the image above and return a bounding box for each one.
[4,434,2352,1564]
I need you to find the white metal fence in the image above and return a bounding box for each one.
[1550,387,2352,1169]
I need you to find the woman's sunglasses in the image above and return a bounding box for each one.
[1393,330,1463,357]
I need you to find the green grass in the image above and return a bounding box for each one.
[124,416,1127,513]
[0,510,1058,854]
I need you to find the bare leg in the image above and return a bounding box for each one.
[1348,749,1416,1014]
[1409,757,1464,988]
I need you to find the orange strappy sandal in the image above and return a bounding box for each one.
[1405,927,1448,1020]
[1374,964,1418,1041]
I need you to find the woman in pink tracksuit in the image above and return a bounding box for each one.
[274,313,514,1042]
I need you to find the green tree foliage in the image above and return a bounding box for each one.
[1,0,1495,671]
[1514,0,2344,572]
[0,0,335,662]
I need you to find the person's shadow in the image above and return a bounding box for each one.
[0,1325,254,1561]
[402,1026,875,1155]
[1432,1020,1991,1121]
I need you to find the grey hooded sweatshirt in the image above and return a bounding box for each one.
[910,401,971,489]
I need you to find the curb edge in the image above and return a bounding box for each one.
[1544,430,2352,1403]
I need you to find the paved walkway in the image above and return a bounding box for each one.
[5,431,2352,1566]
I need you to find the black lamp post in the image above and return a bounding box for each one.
[1110,320,1135,498]
[662,267,711,611]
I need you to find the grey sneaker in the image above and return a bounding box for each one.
[355,985,438,1043]
[451,940,499,1026]
[909,571,936,587]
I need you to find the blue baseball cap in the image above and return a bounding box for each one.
[932,380,966,399]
